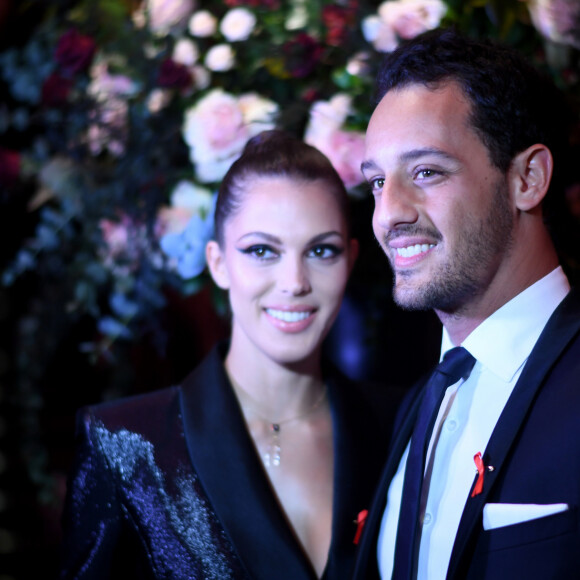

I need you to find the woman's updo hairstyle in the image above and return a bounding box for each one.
[214,130,351,246]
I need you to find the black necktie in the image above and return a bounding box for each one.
[392,347,476,580]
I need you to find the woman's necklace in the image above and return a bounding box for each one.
[231,380,327,468]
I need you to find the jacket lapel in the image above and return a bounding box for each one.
[179,344,316,580]
[448,288,580,578]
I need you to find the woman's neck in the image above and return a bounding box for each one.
[224,342,325,424]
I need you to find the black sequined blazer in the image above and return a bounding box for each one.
[60,343,401,579]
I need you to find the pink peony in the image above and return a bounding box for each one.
[364,0,447,52]
[182,89,278,183]
[526,0,580,49]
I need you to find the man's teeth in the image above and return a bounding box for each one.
[266,309,311,322]
[396,244,435,258]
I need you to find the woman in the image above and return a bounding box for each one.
[60,131,399,579]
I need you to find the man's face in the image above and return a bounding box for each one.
[362,82,514,315]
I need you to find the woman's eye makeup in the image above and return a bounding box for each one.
[308,244,343,259]
[239,244,278,259]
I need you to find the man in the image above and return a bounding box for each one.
[353,28,580,579]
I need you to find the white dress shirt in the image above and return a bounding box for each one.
[377,267,571,579]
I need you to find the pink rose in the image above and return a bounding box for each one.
[87,98,129,157]
[325,130,366,190]
[304,94,365,189]
[55,29,96,75]
[88,63,138,101]
[100,217,131,259]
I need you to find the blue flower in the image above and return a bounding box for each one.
[160,199,215,280]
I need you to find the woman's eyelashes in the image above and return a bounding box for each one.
[307,244,343,260]
[237,243,344,261]
[239,244,279,260]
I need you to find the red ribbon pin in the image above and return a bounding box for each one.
[353,509,368,544]
[471,452,485,497]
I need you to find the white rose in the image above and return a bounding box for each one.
[362,15,398,52]
[238,93,279,127]
[204,44,235,72]
[191,65,211,90]
[172,38,199,66]
[286,0,309,30]
[147,88,172,113]
[189,10,218,37]
[306,93,353,135]
[145,0,196,35]
[170,180,213,213]
[220,8,257,42]
[346,52,371,77]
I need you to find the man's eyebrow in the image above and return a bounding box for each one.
[399,148,457,163]
[361,148,458,173]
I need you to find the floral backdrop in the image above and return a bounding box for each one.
[0,0,579,574]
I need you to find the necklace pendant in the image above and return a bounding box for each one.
[264,423,281,467]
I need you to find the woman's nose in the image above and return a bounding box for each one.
[280,257,311,296]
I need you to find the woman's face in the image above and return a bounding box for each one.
[207,175,358,366]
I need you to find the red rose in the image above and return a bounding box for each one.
[157,58,193,90]
[0,148,21,188]
[322,4,357,47]
[55,29,96,76]
[41,72,72,107]
[282,33,324,79]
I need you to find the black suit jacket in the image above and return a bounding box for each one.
[60,343,402,579]
[353,288,580,580]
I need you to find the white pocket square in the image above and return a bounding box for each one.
[482,503,569,530]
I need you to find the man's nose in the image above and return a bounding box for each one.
[373,177,419,232]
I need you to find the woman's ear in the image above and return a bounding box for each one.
[508,144,553,212]
[206,240,230,290]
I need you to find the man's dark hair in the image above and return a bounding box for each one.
[374,27,570,180]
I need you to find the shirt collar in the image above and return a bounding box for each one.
[441,267,571,383]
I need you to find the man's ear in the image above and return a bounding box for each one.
[206,240,230,290]
[508,144,553,212]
